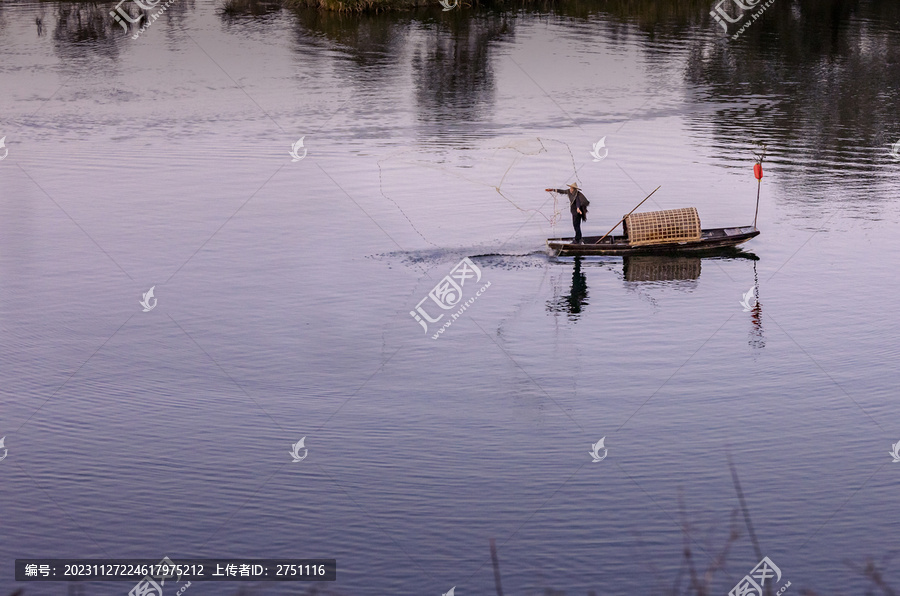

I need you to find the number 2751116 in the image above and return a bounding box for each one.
[275,564,326,576]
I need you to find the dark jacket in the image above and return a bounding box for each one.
[552,188,590,221]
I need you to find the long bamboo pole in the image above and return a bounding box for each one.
[594,185,661,244]
[753,178,761,229]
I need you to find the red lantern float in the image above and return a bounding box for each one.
[754,162,763,180]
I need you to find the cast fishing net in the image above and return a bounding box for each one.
[376,136,584,246]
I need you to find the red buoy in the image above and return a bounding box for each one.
[754,163,763,180]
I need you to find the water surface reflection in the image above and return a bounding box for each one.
[546,255,589,320]
[3,1,900,594]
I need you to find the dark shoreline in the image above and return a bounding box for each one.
[243,0,714,17]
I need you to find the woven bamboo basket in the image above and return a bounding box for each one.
[624,207,701,247]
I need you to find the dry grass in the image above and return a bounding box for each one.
[5,468,896,596]
[6,558,898,596]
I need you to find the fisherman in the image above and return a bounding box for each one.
[545,182,590,244]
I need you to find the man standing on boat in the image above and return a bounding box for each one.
[545,182,590,244]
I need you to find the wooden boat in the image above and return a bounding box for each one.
[547,207,759,257]
[548,226,760,256]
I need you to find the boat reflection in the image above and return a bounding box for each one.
[548,251,760,320]
[620,255,703,308]
[622,255,702,283]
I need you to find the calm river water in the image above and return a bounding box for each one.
[2,0,900,594]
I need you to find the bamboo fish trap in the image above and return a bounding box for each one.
[625,207,702,247]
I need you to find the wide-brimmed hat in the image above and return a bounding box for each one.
[567,182,579,189]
